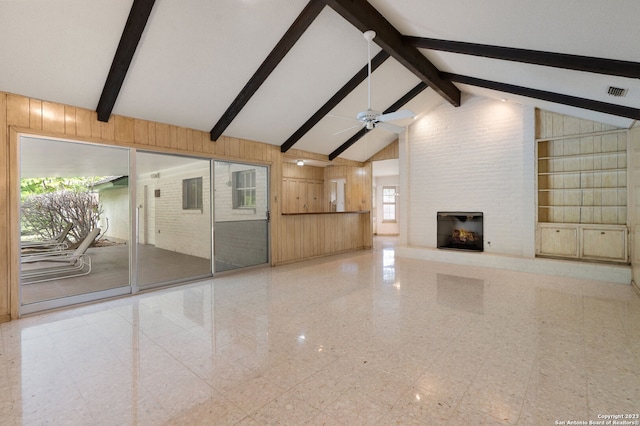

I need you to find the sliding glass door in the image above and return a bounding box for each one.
[213,161,269,272]
[19,138,269,313]
[19,137,131,313]
[136,152,212,288]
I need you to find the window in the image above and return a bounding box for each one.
[182,177,202,210]
[233,169,256,209]
[382,186,397,222]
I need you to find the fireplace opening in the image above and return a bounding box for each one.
[437,212,483,251]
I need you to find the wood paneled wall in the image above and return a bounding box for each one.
[278,212,371,264]
[324,164,372,212]
[282,162,324,180]
[0,91,372,320]
[368,139,399,161]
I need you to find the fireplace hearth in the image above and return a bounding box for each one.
[437,212,484,251]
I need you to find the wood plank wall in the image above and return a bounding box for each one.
[324,164,372,212]
[368,139,399,161]
[0,92,373,320]
[277,212,371,264]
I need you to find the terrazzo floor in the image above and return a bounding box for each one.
[1,237,639,425]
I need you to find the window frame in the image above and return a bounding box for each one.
[232,169,256,209]
[182,177,203,211]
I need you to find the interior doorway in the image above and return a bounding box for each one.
[330,179,346,212]
[372,159,400,236]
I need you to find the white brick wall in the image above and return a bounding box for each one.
[138,162,212,259]
[213,161,268,222]
[99,159,270,262]
[403,94,536,257]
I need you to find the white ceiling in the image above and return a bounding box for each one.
[2,0,639,167]
[20,137,207,178]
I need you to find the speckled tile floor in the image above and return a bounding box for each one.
[1,237,639,425]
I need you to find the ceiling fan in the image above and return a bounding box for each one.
[340,30,415,134]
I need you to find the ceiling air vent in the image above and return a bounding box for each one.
[607,86,628,97]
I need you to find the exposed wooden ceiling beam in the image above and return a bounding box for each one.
[323,0,460,107]
[328,82,427,160]
[280,50,390,153]
[96,0,156,122]
[210,0,325,141]
[404,36,640,79]
[329,128,371,161]
[442,73,640,120]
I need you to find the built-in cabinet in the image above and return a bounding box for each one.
[536,223,627,262]
[282,178,324,213]
[536,111,629,264]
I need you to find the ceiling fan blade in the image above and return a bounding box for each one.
[333,123,364,135]
[377,109,415,122]
[327,114,360,123]
[376,122,405,133]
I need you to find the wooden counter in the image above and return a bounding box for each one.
[275,211,372,264]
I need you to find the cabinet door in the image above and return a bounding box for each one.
[287,180,300,213]
[282,179,291,213]
[582,228,626,261]
[308,182,323,212]
[539,226,578,257]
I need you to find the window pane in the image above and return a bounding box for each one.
[383,204,395,220]
[183,177,202,209]
[232,170,256,208]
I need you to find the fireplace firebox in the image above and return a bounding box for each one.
[437,212,484,251]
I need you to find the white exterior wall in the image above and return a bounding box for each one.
[213,161,268,222]
[99,186,129,242]
[138,162,211,259]
[403,94,536,257]
[374,175,400,235]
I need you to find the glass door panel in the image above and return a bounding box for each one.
[136,152,212,288]
[213,161,269,272]
[19,137,131,312]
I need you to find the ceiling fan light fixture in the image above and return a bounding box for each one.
[363,30,376,42]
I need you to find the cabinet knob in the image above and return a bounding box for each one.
[601,231,606,235]
[556,230,560,233]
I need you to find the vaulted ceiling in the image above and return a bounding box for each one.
[2,0,639,162]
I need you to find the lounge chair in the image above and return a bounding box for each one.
[21,228,100,284]
[21,222,73,251]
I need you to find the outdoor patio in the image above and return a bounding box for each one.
[20,244,212,306]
